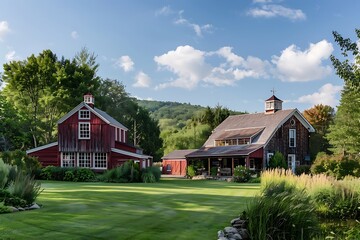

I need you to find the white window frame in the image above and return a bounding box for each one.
[289,129,296,147]
[249,159,255,170]
[288,154,296,173]
[61,152,75,167]
[93,153,107,169]
[267,152,274,167]
[115,128,118,141]
[78,110,90,120]
[79,122,91,139]
[78,152,91,168]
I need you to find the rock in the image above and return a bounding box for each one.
[28,203,41,210]
[230,233,242,240]
[218,230,225,238]
[17,207,25,211]
[224,227,238,234]
[238,228,249,239]
[218,237,228,240]
[9,206,18,212]
[230,218,241,225]
[192,175,206,180]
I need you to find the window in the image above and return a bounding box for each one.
[78,153,91,168]
[249,159,255,170]
[267,153,274,167]
[79,123,90,139]
[289,129,296,147]
[93,153,107,169]
[166,164,171,172]
[61,152,75,167]
[79,110,90,120]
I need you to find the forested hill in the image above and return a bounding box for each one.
[136,100,206,128]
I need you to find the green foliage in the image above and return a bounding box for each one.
[0,159,11,189]
[0,201,12,214]
[311,153,360,179]
[141,166,161,183]
[246,181,318,240]
[40,166,96,182]
[295,165,311,175]
[232,165,252,183]
[327,29,360,156]
[187,165,196,178]
[248,177,261,183]
[210,167,218,176]
[0,150,41,176]
[268,151,287,169]
[102,161,141,183]
[7,171,42,205]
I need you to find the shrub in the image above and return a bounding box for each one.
[103,161,141,183]
[0,201,12,214]
[232,165,251,183]
[7,171,42,205]
[187,165,196,178]
[0,159,11,189]
[1,150,41,176]
[210,167,218,176]
[75,168,96,182]
[142,172,156,183]
[141,166,161,183]
[268,151,287,169]
[248,177,261,183]
[64,171,75,181]
[295,165,311,175]
[246,181,318,240]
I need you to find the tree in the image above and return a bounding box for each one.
[268,151,287,169]
[327,29,360,156]
[303,104,334,159]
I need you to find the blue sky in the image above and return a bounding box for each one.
[0,0,359,113]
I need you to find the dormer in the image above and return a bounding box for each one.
[265,95,282,114]
[84,93,95,108]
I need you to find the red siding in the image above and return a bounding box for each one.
[162,159,187,176]
[28,145,59,167]
[249,148,263,158]
[58,110,114,152]
[115,142,137,153]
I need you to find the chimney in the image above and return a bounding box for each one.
[84,93,95,108]
[265,95,282,114]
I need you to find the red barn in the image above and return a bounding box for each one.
[26,93,152,171]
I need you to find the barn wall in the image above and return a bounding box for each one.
[162,159,187,176]
[28,145,59,167]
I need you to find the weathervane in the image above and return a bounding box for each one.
[271,88,276,96]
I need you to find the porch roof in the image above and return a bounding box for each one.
[186,144,264,158]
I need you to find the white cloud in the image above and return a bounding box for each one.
[133,71,151,88]
[174,11,212,37]
[295,83,343,107]
[0,21,10,41]
[155,6,174,16]
[71,31,79,39]
[5,50,20,61]
[115,55,134,72]
[272,40,333,82]
[247,4,306,21]
[154,45,209,89]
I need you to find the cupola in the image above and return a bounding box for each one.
[265,95,282,114]
[84,93,95,108]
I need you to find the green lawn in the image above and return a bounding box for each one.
[0,178,259,240]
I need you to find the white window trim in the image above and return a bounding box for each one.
[267,152,274,167]
[115,128,118,141]
[78,110,90,120]
[288,154,296,173]
[289,129,296,147]
[93,153,107,169]
[79,122,91,139]
[61,152,75,167]
[77,152,91,168]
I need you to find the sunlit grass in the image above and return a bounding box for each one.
[0,178,259,240]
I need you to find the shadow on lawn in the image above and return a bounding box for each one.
[1,180,258,240]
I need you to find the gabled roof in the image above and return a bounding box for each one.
[111,148,152,159]
[162,149,198,160]
[57,102,128,130]
[186,144,264,158]
[26,142,58,154]
[203,109,314,147]
[215,127,264,140]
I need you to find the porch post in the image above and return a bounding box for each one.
[231,158,234,175]
[208,158,211,175]
[245,156,250,168]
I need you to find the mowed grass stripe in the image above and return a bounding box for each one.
[0,179,259,240]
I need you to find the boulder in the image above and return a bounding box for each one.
[224,227,238,234]
[218,230,225,238]
[28,203,41,210]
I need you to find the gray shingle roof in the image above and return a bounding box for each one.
[203,109,314,147]
[94,107,128,130]
[186,144,264,158]
[162,149,198,160]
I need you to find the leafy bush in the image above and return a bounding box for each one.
[295,165,311,175]
[0,201,12,214]
[142,172,156,183]
[141,166,161,183]
[0,159,11,189]
[187,165,196,178]
[232,165,251,183]
[76,168,96,182]
[210,167,218,176]
[0,150,41,176]
[248,177,261,183]
[246,181,318,240]
[7,171,42,205]
[103,161,141,183]
[268,151,287,169]
[40,166,96,182]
